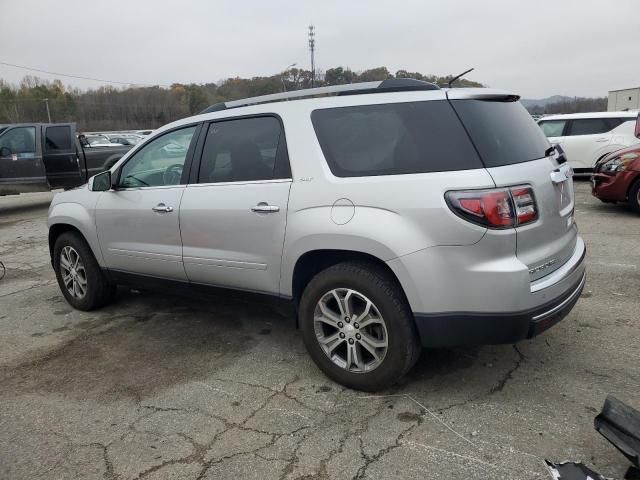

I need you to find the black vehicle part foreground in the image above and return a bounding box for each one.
[595,396,640,472]
[545,396,640,480]
[545,460,610,480]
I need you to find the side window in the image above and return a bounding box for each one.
[568,118,611,136]
[118,125,196,188]
[45,126,72,151]
[198,116,288,183]
[538,120,566,138]
[606,118,625,130]
[311,101,482,177]
[0,127,36,157]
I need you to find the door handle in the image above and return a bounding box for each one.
[595,138,609,142]
[152,203,174,213]
[251,203,280,213]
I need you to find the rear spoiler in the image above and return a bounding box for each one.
[445,88,520,102]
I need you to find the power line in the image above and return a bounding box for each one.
[0,60,170,88]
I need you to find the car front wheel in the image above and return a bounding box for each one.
[299,262,420,391]
[53,232,115,311]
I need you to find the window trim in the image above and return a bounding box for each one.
[113,122,203,190]
[190,113,292,185]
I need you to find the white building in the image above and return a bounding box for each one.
[608,87,640,111]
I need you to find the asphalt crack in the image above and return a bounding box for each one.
[488,344,525,395]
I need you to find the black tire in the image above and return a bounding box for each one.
[629,180,640,213]
[53,232,116,311]
[299,261,421,392]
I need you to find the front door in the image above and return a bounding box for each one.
[95,124,200,280]
[0,125,47,195]
[42,124,83,189]
[180,116,292,294]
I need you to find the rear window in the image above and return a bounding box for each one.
[451,100,550,167]
[311,100,482,177]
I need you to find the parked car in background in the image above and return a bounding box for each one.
[591,144,640,212]
[105,134,144,146]
[85,134,122,147]
[0,123,131,195]
[47,80,585,391]
[538,112,640,175]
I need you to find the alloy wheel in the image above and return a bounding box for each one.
[60,246,87,299]
[313,288,388,373]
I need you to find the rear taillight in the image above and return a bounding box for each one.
[635,115,640,139]
[446,186,538,229]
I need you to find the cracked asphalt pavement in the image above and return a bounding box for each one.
[1,182,639,479]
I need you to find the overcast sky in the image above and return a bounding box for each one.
[1,0,638,98]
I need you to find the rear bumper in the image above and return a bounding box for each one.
[414,269,585,347]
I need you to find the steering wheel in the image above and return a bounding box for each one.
[163,163,184,185]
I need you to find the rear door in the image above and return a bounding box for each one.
[450,95,577,282]
[561,118,617,170]
[180,115,292,294]
[42,123,83,188]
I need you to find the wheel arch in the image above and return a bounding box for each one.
[48,203,105,267]
[290,249,408,308]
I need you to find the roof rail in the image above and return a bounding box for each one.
[199,78,439,114]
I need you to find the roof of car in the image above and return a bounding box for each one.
[540,111,639,121]
[149,82,519,139]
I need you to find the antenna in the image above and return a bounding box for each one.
[447,68,474,88]
[308,25,316,88]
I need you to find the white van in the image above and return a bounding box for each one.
[538,112,640,174]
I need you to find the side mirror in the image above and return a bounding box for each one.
[0,146,11,157]
[78,135,90,148]
[89,171,112,192]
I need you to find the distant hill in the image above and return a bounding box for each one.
[521,95,607,114]
[520,96,573,108]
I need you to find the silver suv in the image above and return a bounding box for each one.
[48,79,586,391]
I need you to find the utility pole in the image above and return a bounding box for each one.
[43,98,52,123]
[308,25,315,88]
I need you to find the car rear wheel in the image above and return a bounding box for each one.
[299,261,420,391]
[629,180,640,213]
[53,232,115,311]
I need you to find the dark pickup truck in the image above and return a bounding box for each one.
[0,122,132,196]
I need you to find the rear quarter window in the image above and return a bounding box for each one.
[568,118,614,136]
[311,100,482,177]
[451,99,550,167]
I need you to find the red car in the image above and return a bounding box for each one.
[592,144,640,212]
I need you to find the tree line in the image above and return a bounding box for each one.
[0,67,482,131]
[527,97,608,115]
[1,67,609,131]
